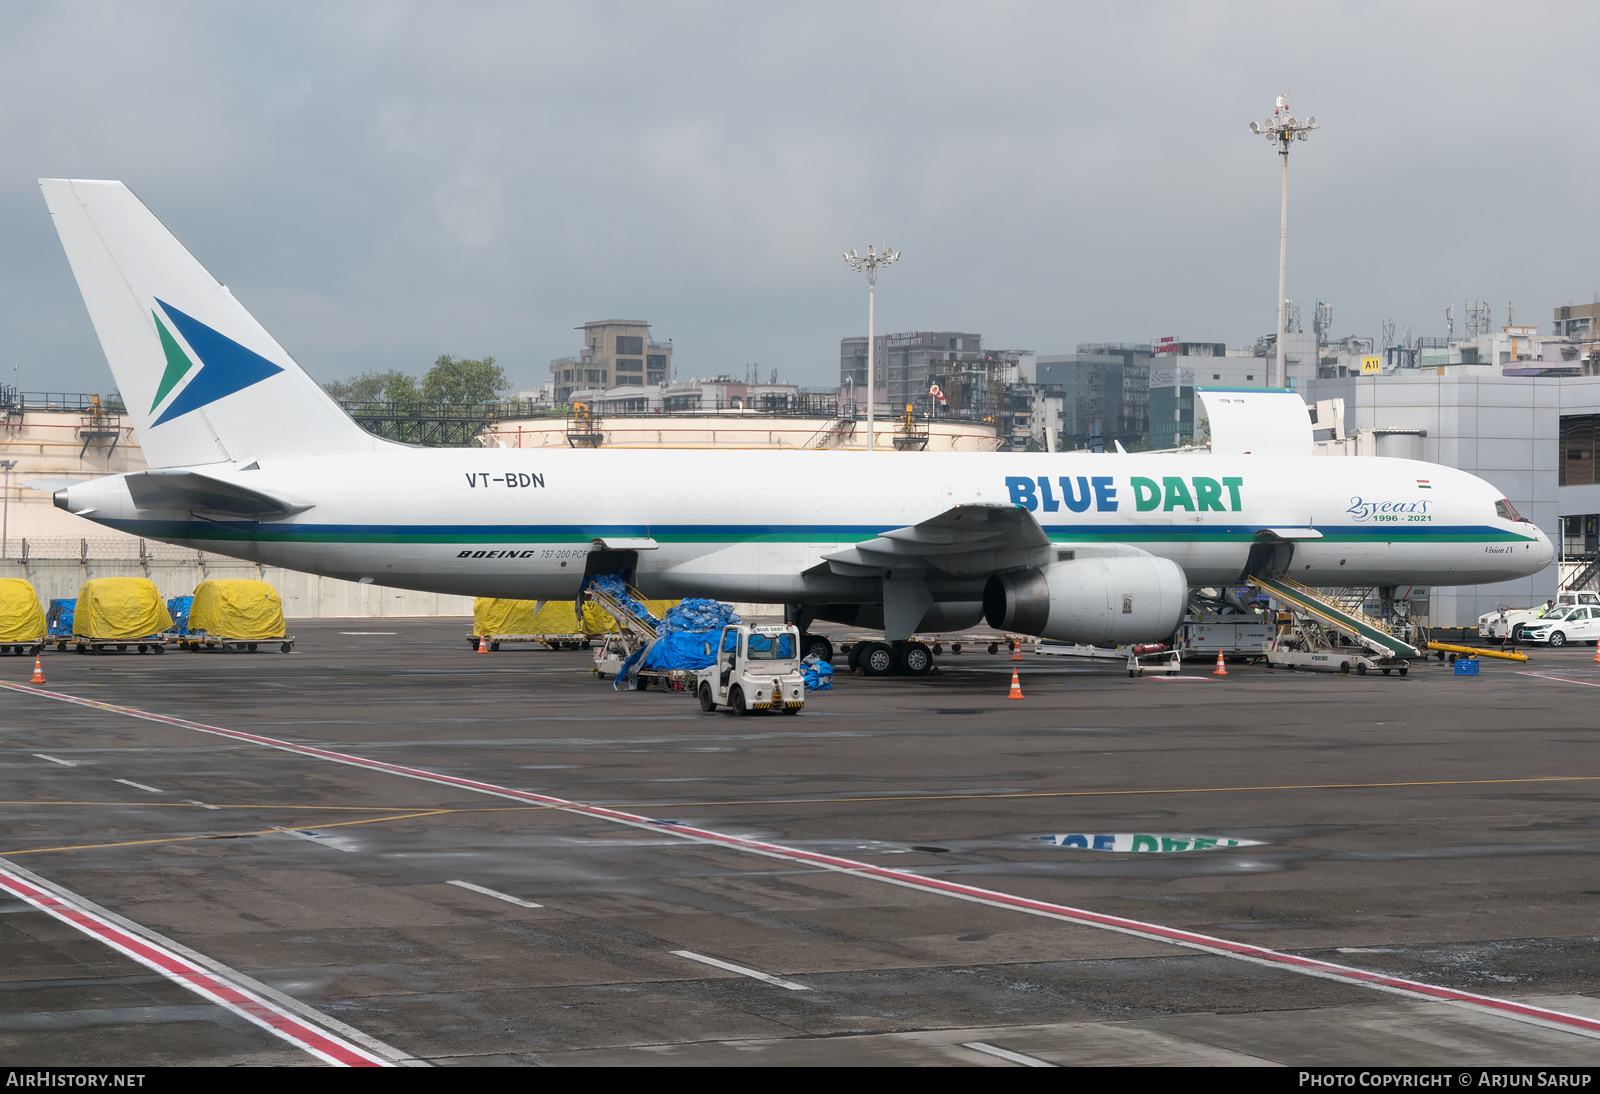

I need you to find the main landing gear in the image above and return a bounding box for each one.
[844,639,934,677]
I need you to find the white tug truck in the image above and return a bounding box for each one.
[1478,591,1600,641]
[696,624,807,716]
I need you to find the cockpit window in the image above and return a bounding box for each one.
[1495,498,1528,522]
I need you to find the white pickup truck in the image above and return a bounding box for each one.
[1479,591,1600,641]
[695,624,808,715]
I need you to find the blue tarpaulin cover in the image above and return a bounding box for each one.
[657,598,741,636]
[801,656,834,691]
[167,596,194,635]
[585,574,661,627]
[46,599,75,637]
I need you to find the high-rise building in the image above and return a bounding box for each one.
[550,320,672,403]
[840,331,982,411]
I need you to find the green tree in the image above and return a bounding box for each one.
[422,355,507,405]
[322,369,422,404]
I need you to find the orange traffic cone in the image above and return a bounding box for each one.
[1011,640,1023,662]
[1213,650,1228,676]
[30,655,45,684]
[1007,668,1024,700]
[477,636,488,654]
[1592,643,1599,664]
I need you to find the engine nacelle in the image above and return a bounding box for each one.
[982,556,1188,645]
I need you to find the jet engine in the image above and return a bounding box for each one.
[982,556,1188,645]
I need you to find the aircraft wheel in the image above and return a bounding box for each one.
[897,642,933,676]
[801,633,834,663]
[861,642,895,677]
[1357,663,1367,675]
[698,684,717,712]
[846,643,863,671]
[730,686,748,716]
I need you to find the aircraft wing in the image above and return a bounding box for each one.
[819,504,1056,577]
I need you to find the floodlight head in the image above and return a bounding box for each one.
[1306,116,1316,126]
[1249,121,1260,133]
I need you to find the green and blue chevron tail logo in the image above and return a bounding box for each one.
[148,298,284,426]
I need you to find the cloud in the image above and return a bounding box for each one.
[3,1,1599,396]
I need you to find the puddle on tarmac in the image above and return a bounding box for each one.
[1039,833,1267,853]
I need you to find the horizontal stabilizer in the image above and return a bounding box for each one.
[123,470,312,520]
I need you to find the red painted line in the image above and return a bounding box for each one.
[9,679,1600,1040]
[0,861,389,1065]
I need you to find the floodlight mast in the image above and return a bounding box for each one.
[843,245,899,451]
[1248,95,1318,388]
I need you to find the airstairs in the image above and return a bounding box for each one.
[1248,573,1421,660]
[584,579,661,681]
[584,581,660,643]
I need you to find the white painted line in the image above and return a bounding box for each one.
[0,858,406,1066]
[13,680,1600,1042]
[962,1041,1057,1067]
[1517,671,1600,688]
[670,949,810,991]
[113,778,163,793]
[185,798,221,811]
[33,753,77,766]
[273,827,356,852]
[340,632,396,635]
[446,879,542,908]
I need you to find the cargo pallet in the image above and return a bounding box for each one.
[48,636,168,654]
[466,633,589,651]
[167,634,296,653]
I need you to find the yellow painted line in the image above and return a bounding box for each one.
[0,809,457,857]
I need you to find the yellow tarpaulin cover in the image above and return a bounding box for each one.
[474,598,680,636]
[0,579,46,642]
[74,578,173,640]
[188,579,286,640]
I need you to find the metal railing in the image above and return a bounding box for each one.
[3,536,224,561]
[1,390,127,412]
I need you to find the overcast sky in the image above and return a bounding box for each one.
[2,1,1596,396]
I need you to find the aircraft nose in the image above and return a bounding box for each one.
[1533,526,1556,570]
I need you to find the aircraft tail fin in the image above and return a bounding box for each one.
[39,179,382,468]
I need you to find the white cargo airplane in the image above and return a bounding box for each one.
[37,179,1553,672]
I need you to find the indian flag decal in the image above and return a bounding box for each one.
[1416,479,1432,489]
